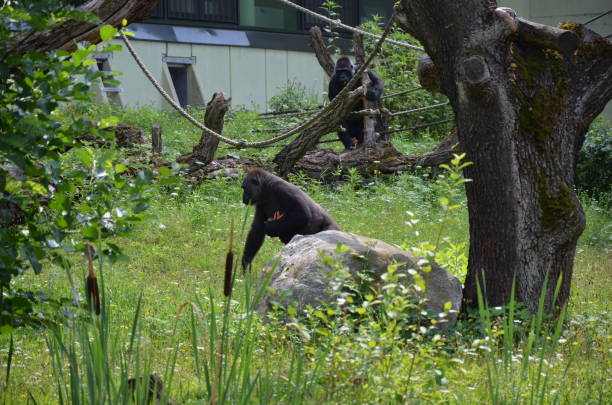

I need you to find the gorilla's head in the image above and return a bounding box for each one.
[334,56,354,86]
[241,169,266,205]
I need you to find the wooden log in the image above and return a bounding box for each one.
[10,0,159,54]
[495,7,578,55]
[516,17,578,55]
[178,92,230,170]
[151,125,162,154]
[309,26,335,77]
[293,131,461,179]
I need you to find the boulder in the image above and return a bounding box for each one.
[257,230,463,328]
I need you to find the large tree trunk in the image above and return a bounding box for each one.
[11,0,159,54]
[395,1,611,313]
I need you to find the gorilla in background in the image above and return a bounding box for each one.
[328,56,384,149]
[241,168,340,270]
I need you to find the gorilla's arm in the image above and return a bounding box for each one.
[328,74,341,101]
[365,69,383,101]
[242,208,266,269]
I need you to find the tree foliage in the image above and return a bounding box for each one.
[0,0,156,333]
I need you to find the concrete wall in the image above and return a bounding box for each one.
[107,39,327,112]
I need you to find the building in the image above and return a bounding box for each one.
[97,0,611,117]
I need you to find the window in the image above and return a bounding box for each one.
[239,0,300,31]
[153,0,237,24]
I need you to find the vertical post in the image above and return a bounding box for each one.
[353,32,376,148]
[151,124,163,154]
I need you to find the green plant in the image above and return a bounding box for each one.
[358,18,454,140]
[576,117,611,196]
[319,0,342,55]
[268,80,319,113]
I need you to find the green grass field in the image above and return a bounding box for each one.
[1,107,610,404]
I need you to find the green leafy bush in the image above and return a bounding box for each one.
[358,17,454,140]
[0,1,156,332]
[576,117,611,196]
[268,80,319,113]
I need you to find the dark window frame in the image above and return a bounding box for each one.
[149,0,390,35]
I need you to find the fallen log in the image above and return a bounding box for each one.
[293,131,460,180]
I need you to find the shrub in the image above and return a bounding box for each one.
[268,80,319,113]
[576,117,611,196]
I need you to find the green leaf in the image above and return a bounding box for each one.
[81,226,99,240]
[99,25,118,41]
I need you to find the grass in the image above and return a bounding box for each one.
[1,106,610,404]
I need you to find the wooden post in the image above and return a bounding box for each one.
[353,33,377,148]
[151,124,162,154]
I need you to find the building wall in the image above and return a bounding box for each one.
[107,38,327,112]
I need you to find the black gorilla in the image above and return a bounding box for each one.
[241,168,340,270]
[328,56,384,149]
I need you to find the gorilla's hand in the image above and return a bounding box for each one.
[365,89,378,101]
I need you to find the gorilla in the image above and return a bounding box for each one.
[328,56,384,149]
[241,168,340,270]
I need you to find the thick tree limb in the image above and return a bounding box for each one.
[273,87,365,176]
[309,26,335,78]
[13,0,159,54]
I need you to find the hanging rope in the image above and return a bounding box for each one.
[277,0,424,52]
[120,10,396,149]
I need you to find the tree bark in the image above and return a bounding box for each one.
[309,26,335,78]
[151,125,163,154]
[11,0,159,54]
[273,87,366,176]
[178,92,230,170]
[395,1,612,314]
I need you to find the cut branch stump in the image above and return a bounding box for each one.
[177,92,230,172]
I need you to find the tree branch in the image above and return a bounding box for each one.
[13,0,159,54]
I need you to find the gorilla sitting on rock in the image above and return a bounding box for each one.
[328,56,384,149]
[241,168,340,270]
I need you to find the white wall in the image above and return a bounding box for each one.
[108,39,328,112]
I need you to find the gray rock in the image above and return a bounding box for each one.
[257,230,463,328]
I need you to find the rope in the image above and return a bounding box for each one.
[390,101,450,117]
[584,9,612,26]
[381,86,423,99]
[120,10,396,149]
[277,0,424,52]
[380,119,453,135]
[258,108,321,119]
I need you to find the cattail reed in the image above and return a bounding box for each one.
[223,218,234,298]
[86,245,101,315]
